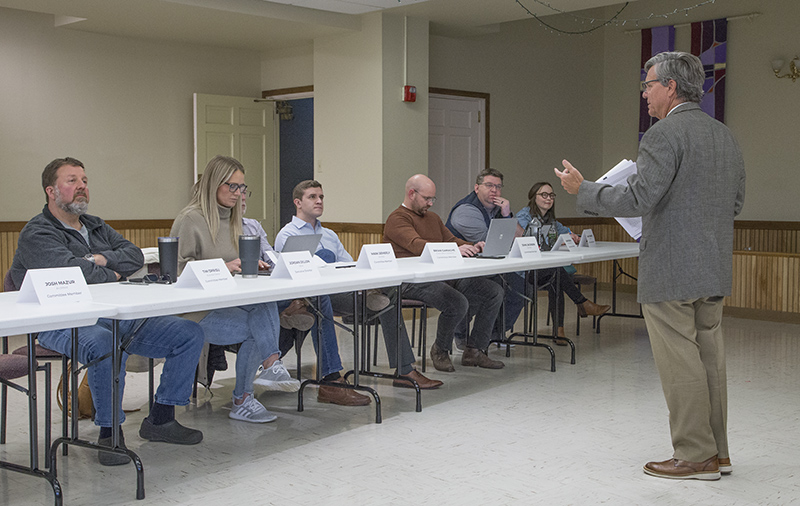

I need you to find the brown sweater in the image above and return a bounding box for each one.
[383,205,469,258]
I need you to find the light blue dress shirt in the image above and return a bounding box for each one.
[274,215,353,262]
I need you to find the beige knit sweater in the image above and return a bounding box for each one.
[169,204,239,322]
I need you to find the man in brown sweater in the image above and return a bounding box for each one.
[383,174,505,372]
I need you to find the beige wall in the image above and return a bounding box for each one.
[313,13,429,223]
[313,12,385,223]
[0,7,262,221]
[261,44,314,91]
[429,16,607,218]
[381,15,430,219]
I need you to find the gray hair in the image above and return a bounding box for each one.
[645,51,705,103]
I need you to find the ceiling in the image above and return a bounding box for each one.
[0,0,635,52]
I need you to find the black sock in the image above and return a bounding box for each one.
[322,371,341,382]
[99,426,123,439]
[147,402,175,426]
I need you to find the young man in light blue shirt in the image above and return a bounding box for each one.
[275,180,442,389]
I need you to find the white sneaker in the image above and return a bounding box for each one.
[253,360,301,392]
[229,394,277,423]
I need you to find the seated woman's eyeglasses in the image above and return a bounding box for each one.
[537,192,557,199]
[223,183,248,194]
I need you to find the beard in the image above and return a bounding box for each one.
[53,187,89,215]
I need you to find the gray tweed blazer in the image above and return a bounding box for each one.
[577,103,745,304]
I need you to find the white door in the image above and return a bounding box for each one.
[428,94,485,218]
[194,93,279,238]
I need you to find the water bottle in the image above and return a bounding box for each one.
[528,216,541,239]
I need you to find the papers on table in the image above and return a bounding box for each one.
[597,159,642,241]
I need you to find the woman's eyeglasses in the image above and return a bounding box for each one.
[223,183,248,195]
[536,192,557,199]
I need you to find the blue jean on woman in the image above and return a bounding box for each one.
[38,316,204,427]
[198,302,280,398]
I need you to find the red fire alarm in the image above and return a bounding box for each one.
[403,85,417,102]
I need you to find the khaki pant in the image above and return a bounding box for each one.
[642,297,729,462]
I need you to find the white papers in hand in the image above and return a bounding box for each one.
[596,159,642,241]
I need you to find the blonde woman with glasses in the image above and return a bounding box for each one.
[171,155,299,423]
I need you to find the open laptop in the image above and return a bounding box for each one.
[280,234,322,254]
[475,218,518,258]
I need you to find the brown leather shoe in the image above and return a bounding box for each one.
[577,300,611,318]
[643,455,720,480]
[461,348,504,369]
[317,378,371,406]
[718,457,732,475]
[279,299,315,331]
[393,369,443,389]
[430,343,455,372]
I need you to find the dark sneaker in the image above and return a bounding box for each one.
[139,418,203,445]
[98,431,131,466]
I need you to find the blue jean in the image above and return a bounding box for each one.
[199,302,280,398]
[329,289,416,375]
[277,296,343,378]
[403,277,503,352]
[38,316,204,427]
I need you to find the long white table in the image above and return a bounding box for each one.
[1,242,639,503]
[1,294,116,506]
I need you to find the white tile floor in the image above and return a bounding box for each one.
[2,290,799,505]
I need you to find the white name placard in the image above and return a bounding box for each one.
[509,237,542,259]
[578,229,597,247]
[420,242,463,265]
[550,234,579,252]
[17,266,92,305]
[356,243,398,270]
[176,259,236,290]
[270,251,321,280]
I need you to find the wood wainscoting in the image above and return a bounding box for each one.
[2,219,799,318]
[0,220,173,282]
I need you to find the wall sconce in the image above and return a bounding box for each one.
[771,56,799,82]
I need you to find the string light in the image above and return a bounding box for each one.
[516,0,718,35]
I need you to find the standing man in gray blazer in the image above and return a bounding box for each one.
[555,52,745,481]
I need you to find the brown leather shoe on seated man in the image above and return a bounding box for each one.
[577,299,611,318]
[430,343,455,372]
[393,369,443,389]
[317,377,371,406]
[643,455,720,480]
[461,347,504,369]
